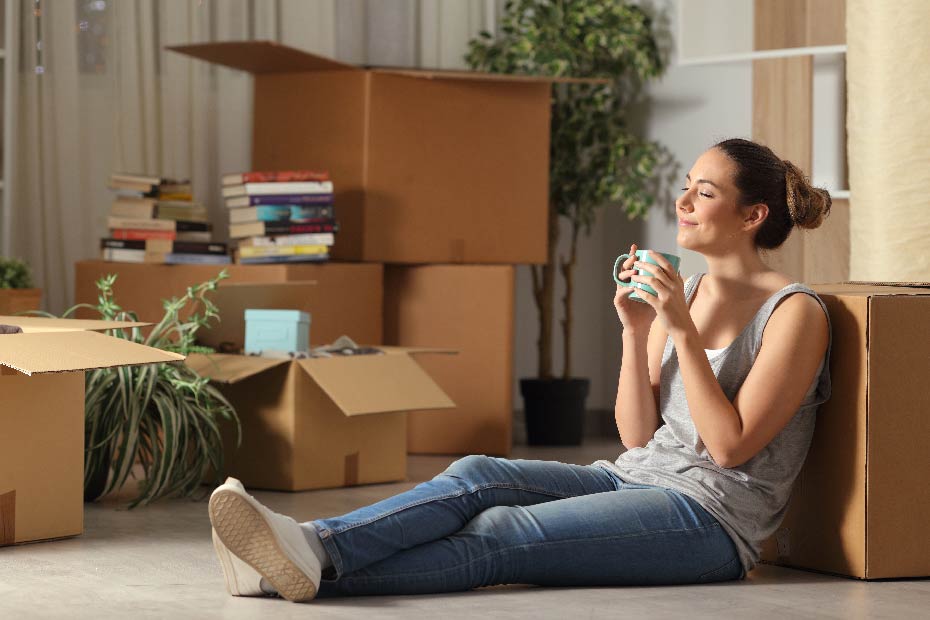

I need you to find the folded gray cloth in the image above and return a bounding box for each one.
[248,335,384,359]
[0,324,23,335]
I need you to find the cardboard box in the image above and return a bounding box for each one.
[0,316,185,546]
[186,347,455,491]
[384,265,514,456]
[167,41,601,264]
[74,260,383,346]
[759,282,930,579]
[0,289,42,315]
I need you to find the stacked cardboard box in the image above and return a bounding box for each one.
[166,41,597,456]
[74,260,383,347]
[759,282,930,579]
[0,315,184,545]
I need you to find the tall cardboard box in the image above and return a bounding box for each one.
[167,41,601,264]
[74,260,383,346]
[759,283,930,579]
[186,348,455,491]
[0,316,184,546]
[384,265,514,456]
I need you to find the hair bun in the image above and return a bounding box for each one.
[783,160,832,229]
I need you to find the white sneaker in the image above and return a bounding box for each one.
[208,477,321,603]
[212,528,267,597]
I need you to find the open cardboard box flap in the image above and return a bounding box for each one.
[296,351,455,416]
[0,315,151,333]
[186,348,455,417]
[0,330,184,376]
[167,40,607,85]
[814,282,930,296]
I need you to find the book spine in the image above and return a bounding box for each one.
[240,170,330,183]
[238,244,328,258]
[101,238,146,251]
[227,193,335,207]
[174,220,211,232]
[238,254,330,265]
[164,253,232,265]
[244,181,333,194]
[110,229,177,241]
[108,216,175,231]
[240,232,335,247]
[253,222,338,236]
[171,241,228,255]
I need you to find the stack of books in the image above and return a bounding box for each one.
[101,173,229,265]
[222,170,337,264]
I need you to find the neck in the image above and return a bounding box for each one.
[701,245,774,299]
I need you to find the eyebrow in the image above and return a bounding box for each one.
[685,173,721,189]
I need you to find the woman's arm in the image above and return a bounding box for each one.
[673,292,829,468]
[615,318,666,450]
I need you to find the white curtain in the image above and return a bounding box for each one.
[8,0,499,314]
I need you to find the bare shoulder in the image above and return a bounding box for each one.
[765,289,828,345]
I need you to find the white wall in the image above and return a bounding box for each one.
[512,0,752,414]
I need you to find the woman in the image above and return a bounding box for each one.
[207,138,833,602]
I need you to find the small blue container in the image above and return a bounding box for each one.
[244,309,311,354]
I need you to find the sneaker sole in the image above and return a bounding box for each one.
[209,490,317,603]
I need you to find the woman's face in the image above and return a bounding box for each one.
[675,147,756,253]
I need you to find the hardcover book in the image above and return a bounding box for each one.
[221,181,333,198]
[228,204,334,224]
[236,232,335,247]
[221,170,330,185]
[225,193,334,208]
[228,220,338,239]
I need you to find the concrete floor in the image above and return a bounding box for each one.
[2,437,929,619]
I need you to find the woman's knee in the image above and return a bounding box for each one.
[441,454,495,481]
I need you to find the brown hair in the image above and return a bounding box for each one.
[714,138,832,250]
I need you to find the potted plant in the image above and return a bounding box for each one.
[0,257,42,315]
[32,271,241,507]
[467,0,670,444]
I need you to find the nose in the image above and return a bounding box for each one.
[676,190,694,214]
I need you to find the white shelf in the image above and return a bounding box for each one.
[677,44,846,67]
[829,189,850,200]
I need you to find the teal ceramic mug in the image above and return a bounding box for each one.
[613,250,682,303]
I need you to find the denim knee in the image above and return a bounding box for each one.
[442,454,493,481]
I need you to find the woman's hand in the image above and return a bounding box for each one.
[614,243,657,335]
[628,250,694,339]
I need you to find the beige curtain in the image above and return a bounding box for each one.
[8,0,499,314]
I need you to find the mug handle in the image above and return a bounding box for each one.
[613,254,633,286]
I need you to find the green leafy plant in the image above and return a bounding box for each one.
[32,271,240,508]
[467,0,673,379]
[0,257,34,289]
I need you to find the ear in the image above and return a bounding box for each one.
[742,202,768,233]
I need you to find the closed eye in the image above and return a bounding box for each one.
[681,186,713,199]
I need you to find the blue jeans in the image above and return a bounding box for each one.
[307,455,743,597]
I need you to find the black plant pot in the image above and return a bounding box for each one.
[520,378,590,446]
[84,453,111,502]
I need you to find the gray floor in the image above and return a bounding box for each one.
[2,436,929,619]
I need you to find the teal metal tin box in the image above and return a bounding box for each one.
[244,309,311,354]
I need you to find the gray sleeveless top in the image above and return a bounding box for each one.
[592,273,832,577]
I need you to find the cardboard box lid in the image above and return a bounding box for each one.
[0,330,184,376]
[0,315,151,333]
[813,282,930,297]
[186,348,456,417]
[167,40,608,85]
[296,351,455,417]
